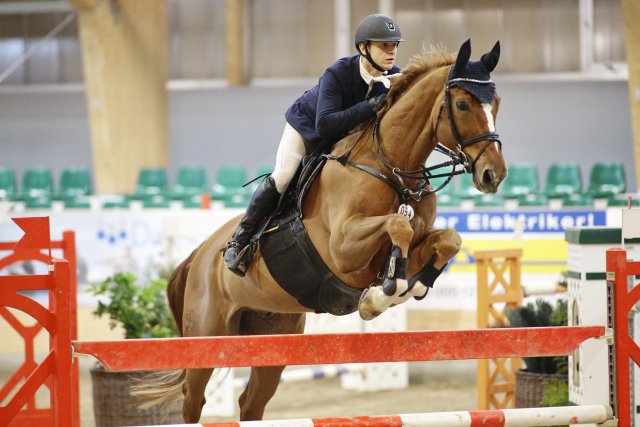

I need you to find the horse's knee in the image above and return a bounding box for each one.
[435,228,461,261]
[387,215,414,252]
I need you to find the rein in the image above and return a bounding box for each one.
[326,68,501,203]
[325,120,466,203]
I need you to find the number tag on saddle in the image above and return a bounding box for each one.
[398,204,414,220]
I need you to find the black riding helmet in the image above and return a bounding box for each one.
[354,14,405,72]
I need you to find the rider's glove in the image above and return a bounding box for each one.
[368,93,387,113]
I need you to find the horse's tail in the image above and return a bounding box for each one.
[130,246,201,415]
[130,370,186,415]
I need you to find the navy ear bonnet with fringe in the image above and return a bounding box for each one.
[447,39,500,104]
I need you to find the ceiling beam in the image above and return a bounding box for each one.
[66,0,99,12]
[0,1,72,14]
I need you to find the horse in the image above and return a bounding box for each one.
[136,39,507,422]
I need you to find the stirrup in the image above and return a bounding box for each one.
[223,242,253,277]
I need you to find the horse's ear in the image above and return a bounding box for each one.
[451,39,472,78]
[481,41,500,73]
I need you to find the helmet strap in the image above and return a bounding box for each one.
[362,43,387,73]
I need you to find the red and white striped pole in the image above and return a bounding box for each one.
[153,405,612,427]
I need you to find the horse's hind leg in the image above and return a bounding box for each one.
[182,368,214,422]
[237,311,305,421]
[238,366,287,421]
[181,283,228,422]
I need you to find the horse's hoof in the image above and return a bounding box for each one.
[358,288,382,321]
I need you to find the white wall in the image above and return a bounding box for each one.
[0,77,634,192]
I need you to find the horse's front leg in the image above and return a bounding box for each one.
[329,213,414,320]
[393,227,462,305]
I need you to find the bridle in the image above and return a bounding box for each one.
[433,72,502,175]
[326,66,502,203]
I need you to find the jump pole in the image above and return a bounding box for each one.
[72,326,604,371]
[155,405,612,427]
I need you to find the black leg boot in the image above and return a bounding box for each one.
[223,176,280,276]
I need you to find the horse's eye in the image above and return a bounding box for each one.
[456,100,470,112]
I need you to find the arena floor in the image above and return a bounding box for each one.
[0,356,477,426]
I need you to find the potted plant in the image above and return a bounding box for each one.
[89,272,182,426]
[506,298,569,409]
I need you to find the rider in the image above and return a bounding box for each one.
[223,14,405,276]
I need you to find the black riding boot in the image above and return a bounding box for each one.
[223,176,280,276]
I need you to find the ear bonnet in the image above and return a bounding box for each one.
[448,39,500,104]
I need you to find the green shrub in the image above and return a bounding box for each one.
[506,298,567,374]
[540,377,571,427]
[540,377,570,407]
[89,273,177,339]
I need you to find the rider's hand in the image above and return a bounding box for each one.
[368,93,387,113]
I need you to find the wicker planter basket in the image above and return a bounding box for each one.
[91,364,183,426]
[515,369,567,408]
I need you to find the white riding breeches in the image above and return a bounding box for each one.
[271,123,307,193]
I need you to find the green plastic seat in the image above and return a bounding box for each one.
[587,162,626,198]
[224,194,250,208]
[143,195,171,208]
[171,167,208,200]
[251,166,275,191]
[607,194,640,207]
[500,163,539,198]
[255,166,274,177]
[182,198,205,208]
[456,173,482,199]
[430,176,460,207]
[21,167,53,200]
[0,168,17,201]
[134,168,168,200]
[543,162,582,199]
[429,175,454,194]
[562,192,593,207]
[103,200,130,209]
[25,197,52,209]
[56,167,92,200]
[212,167,251,203]
[64,197,91,209]
[517,192,548,207]
[474,194,504,208]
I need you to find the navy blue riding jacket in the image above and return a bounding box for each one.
[285,55,401,143]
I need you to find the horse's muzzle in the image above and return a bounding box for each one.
[477,166,505,194]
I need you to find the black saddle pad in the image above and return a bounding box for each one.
[259,216,362,315]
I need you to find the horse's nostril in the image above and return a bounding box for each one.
[483,169,495,185]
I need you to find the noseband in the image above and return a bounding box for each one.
[433,75,502,174]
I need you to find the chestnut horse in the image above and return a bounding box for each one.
[137,40,507,422]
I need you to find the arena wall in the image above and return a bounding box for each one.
[0,77,634,190]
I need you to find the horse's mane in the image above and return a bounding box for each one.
[344,47,455,146]
[380,46,455,116]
